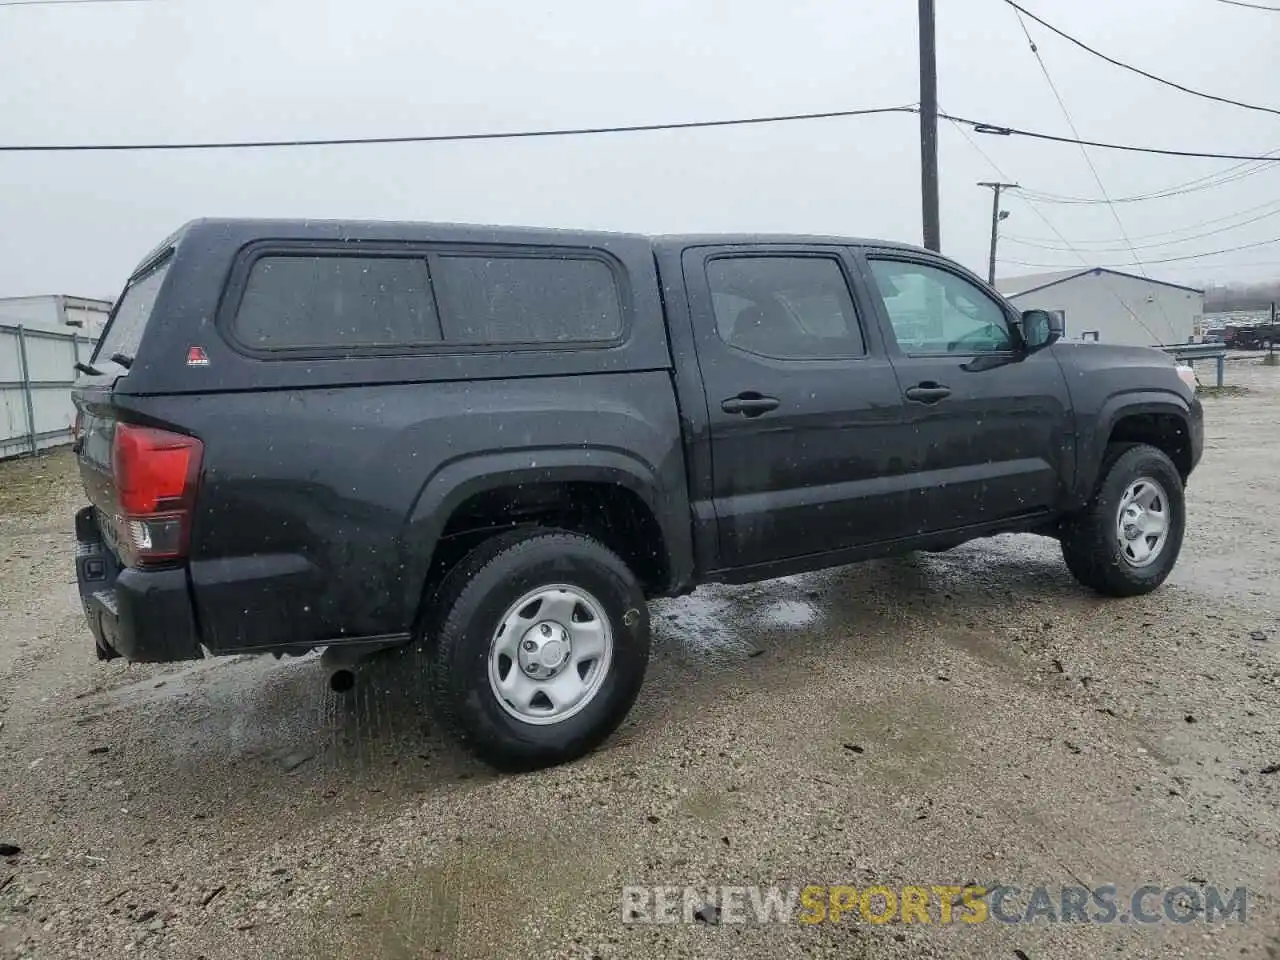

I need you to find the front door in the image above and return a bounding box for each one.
[857,252,1074,536]
[682,245,914,572]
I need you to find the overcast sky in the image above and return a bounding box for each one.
[1,0,1277,299]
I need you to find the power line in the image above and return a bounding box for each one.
[942,110,1165,344]
[1101,234,1280,264]
[942,113,1078,257]
[1018,157,1278,203]
[941,112,1280,163]
[1002,0,1280,118]
[1012,196,1280,242]
[1004,199,1280,251]
[1009,5,1177,341]
[1213,0,1280,10]
[1185,260,1279,269]
[1,104,1277,160]
[0,0,155,6]
[1003,234,1280,267]
[0,105,919,152]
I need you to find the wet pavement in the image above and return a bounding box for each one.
[1,361,1278,959]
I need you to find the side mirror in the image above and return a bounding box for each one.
[1021,309,1063,351]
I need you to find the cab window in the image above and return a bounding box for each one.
[705,256,865,360]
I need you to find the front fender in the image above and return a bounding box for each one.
[1074,389,1192,507]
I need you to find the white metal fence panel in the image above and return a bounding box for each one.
[0,321,97,460]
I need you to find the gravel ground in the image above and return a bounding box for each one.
[1,362,1279,960]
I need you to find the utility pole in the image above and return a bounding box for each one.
[978,181,1018,284]
[919,0,940,252]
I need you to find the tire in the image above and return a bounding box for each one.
[1059,443,1185,597]
[426,528,650,771]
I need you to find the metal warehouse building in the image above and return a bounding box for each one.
[1,295,111,460]
[995,268,1203,348]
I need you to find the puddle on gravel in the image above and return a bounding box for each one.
[650,579,829,662]
[651,589,750,659]
[758,598,818,628]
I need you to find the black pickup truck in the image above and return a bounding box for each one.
[72,219,1203,769]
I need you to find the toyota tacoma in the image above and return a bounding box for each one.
[71,219,1203,769]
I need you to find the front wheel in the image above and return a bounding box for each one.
[1059,443,1186,597]
[427,528,650,771]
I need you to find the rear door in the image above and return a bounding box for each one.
[856,251,1073,533]
[681,245,912,572]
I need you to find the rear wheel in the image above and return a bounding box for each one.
[426,528,650,771]
[1059,443,1185,597]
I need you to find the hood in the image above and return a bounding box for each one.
[1051,341,1194,405]
[1051,341,1179,369]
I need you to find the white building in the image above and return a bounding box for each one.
[1,295,112,460]
[995,268,1203,348]
[0,294,112,339]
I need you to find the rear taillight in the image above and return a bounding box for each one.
[111,423,203,567]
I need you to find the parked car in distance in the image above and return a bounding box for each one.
[1225,323,1279,350]
[72,219,1204,770]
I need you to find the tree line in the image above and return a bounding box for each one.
[1204,280,1280,313]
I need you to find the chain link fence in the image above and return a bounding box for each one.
[1,321,97,461]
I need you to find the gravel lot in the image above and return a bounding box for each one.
[1,362,1279,960]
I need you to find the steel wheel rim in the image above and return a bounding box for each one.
[487,583,614,726]
[1115,476,1171,568]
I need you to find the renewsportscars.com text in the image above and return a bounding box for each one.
[620,884,1248,926]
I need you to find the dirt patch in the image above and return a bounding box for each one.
[0,447,80,520]
[1197,385,1250,398]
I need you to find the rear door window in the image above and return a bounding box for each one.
[233,255,441,351]
[705,256,865,359]
[94,258,172,364]
[432,255,623,344]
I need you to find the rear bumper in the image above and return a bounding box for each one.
[74,506,203,663]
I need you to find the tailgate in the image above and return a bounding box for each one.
[75,386,129,564]
[72,251,175,560]
[71,386,206,663]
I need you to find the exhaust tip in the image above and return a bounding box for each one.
[329,669,355,694]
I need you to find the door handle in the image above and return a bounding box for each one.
[904,382,952,404]
[721,393,780,417]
